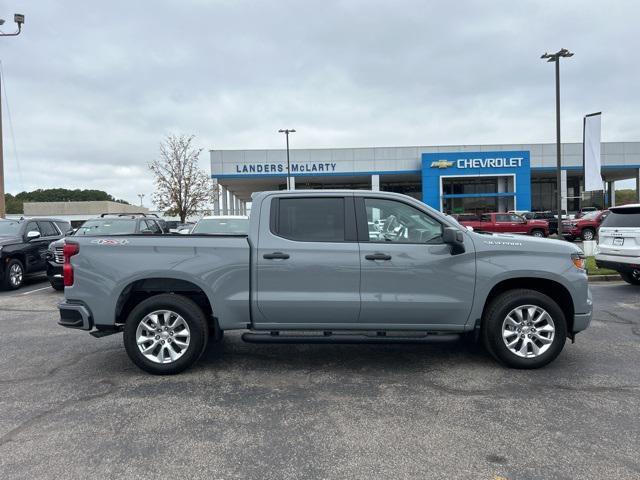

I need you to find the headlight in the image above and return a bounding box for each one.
[571,253,586,270]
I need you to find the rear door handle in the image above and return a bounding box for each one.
[263,252,290,260]
[365,253,392,261]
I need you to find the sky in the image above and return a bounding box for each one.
[1,0,639,206]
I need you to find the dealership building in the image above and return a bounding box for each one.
[210,142,640,215]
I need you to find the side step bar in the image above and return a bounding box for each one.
[242,332,461,344]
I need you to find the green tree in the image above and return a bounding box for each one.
[3,188,129,214]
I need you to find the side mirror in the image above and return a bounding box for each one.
[26,230,41,240]
[178,228,190,235]
[442,227,465,255]
[65,229,75,236]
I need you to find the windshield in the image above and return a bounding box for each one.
[192,218,249,234]
[75,219,137,235]
[0,221,22,236]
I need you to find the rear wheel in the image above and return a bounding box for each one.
[620,270,640,286]
[123,294,209,375]
[482,289,567,369]
[581,228,595,241]
[3,259,24,290]
[531,229,545,238]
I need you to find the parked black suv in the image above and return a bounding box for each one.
[46,213,167,290]
[0,217,71,290]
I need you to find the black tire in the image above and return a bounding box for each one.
[50,281,64,291]
[3,259,25,290]
[481,289,567,369]
[123,294,209,375]
[620,270,640,286]
[531,229,545,238]
[581,228,596,241]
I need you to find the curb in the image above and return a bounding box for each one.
[588,274,622,282]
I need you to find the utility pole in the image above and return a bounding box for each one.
[278,129,296,190]
[541,48,573,237]
[0,13,25,218]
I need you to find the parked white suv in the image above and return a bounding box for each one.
[595,204,640,285]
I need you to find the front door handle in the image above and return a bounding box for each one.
[263,252,290,260]
[365,253,392,261]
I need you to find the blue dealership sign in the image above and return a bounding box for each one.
[421,151,531,211]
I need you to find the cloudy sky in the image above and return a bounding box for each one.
[1,0,639,205]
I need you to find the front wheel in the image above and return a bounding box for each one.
[581,228,596,241]
[123,294,209,375]
[620,270,640,286]
[482,289,567,369]
[3,259,24,290]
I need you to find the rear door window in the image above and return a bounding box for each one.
[37,221,59,237]
[275,198,345,242]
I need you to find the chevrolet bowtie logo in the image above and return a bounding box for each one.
[430,160,454,169]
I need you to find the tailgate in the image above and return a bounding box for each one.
[598,227,640,257]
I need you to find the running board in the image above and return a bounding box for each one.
[241,331,461,344]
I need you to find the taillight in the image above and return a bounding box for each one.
[63,242,80,287]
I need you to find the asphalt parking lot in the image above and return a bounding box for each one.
[0,280,639,480]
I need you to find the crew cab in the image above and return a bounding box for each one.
[58,190,592,374]
[0,217,71,289]
[458,213,549,237]
[595,204,640,285]
[561,210,609,241]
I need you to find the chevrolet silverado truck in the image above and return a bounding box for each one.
[458,212,549,237]
[58,190,592,374]
[561,210,609,241]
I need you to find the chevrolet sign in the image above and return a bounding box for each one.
[430,160,454,169]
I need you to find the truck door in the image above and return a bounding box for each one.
[356,196,476,327]
[254,195,361,328]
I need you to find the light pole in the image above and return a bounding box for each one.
[137,193,145,207]
[541,48,573,237]
[278,129,296,190]
[0,13,25,218]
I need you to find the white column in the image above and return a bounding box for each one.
[561,170,568,212]
[608,181,615,207]
[636,168,640,203]
[234,196,240,215]
[213,181,221,216]
[371,174,380,191]
[289,176,296,190]
[221,186,228,215]
[497,176,507,212]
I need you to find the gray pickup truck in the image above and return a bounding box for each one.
[58,190,592,374]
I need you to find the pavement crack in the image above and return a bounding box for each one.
[0,379,117,448]
[599,311,640,337]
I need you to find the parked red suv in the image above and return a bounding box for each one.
[562,210,610,241]
[458,213,549,237]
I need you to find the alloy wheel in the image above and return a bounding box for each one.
[583,230,595,241]
[9,263,23,287]
[136,310,191,364]
[502,305,555,358]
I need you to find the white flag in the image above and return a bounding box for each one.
[583,113,602,192]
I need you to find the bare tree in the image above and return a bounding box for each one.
[149,134,212,222]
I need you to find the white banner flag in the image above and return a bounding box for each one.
[583,113,602,192]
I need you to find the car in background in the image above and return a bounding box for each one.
[595,204,640,285]
[561,210,609,241]
[164,220,195,233]
[530,211,563,235]
[458,212,549,237]
[189,215,249,235]
[46,213,167,290]
[0,217,70,290]
[575,206,598,219]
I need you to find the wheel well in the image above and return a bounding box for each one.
[482,278,575,334]
[115,278,215,329]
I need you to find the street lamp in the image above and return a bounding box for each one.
[137,193,145,207]
[541,48,573,236]
[0,13,25,218]
[278,129,296,190]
